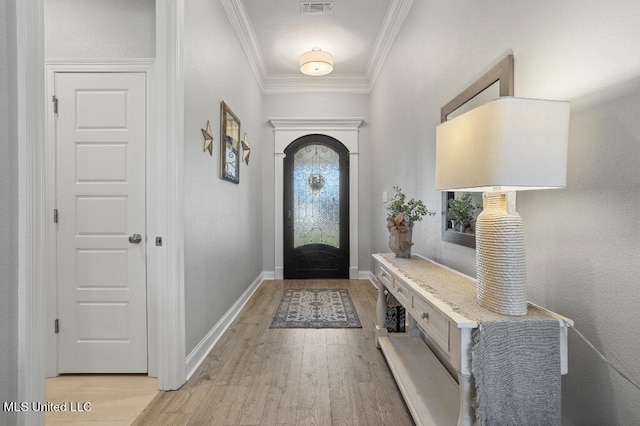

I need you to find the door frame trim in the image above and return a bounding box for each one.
[269,118,363,279]
[44,60,157,378]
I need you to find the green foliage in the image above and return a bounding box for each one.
[446,193,481,227]
[386,186,435,224]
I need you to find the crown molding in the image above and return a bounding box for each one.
[221,0,267,91]
[367,0,414,86]
[268,117,364,131]
[262,74,372,95]
[224,0,414,94]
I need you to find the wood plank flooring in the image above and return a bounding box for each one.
[134,279,414,425]
[45,375,158,425]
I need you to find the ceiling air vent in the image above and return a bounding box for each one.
[301,2,333,15]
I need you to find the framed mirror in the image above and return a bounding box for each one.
[220,101,241,184]
[440,55,514,248]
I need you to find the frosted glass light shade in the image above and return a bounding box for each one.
[436,97,570,192]
[300,48,333,76]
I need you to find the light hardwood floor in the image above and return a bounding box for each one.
[45,374,158,425]
[134,279,414,425]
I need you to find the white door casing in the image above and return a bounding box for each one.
[55,72,147,373]
[269,118,363,280]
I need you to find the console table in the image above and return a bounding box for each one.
[372,253,573,426]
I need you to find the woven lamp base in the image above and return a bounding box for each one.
[475,192,527,316]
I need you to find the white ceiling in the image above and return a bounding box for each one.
[222,0,414,94]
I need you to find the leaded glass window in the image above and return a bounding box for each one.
[293,144,341,248]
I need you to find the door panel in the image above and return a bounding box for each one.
[284,135,349,279]
[76,144,128,181]
[55,72,147,373]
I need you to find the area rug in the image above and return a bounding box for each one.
[270,289,362,328]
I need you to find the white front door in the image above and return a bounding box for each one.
[55,72,148,373]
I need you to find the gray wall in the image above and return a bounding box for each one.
[526,79,640,425]
[0,0,18,424]
[183,0,263,355]
[44,0,155,58]
[368,1,640,424]
[260,93,371,274]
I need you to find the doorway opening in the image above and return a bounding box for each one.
[283,135,349,279]
[270,117,362,280]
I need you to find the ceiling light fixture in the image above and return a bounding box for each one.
[300,47,333,76]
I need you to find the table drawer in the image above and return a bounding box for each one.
[390,277,412,307]
[413,295,450,352]
[377,263,393,289]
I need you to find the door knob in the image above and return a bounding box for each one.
[129,233,143,244]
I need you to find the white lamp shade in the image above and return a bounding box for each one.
[436,97,570,192]
[300,49,333,76]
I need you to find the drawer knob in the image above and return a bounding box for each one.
[421,311,429,320]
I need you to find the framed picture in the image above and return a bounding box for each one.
[220,101,241,183]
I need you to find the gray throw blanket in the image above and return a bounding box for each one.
[472,319,561,426]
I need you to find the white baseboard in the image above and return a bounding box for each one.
[274,266,284,279]
[262,270,275,280]
[367,271,377,288]
[350,266,359,279]
[185,273,264,381]
[359,270,372,280]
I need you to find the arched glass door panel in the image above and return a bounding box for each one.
[293,144,340,248]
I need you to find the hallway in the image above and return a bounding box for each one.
[133,279,413,425]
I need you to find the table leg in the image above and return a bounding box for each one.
[376,278,388,348]
[457,372,475,426]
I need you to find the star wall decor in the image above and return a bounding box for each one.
[241,132,251,165]
[201,120,214,156]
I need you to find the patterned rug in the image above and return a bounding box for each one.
[270,289,362,328]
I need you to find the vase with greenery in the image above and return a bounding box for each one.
[385,186,435,258]
[446,192,481,233]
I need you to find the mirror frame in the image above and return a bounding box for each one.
[440,55,514,248]
[221,101,241,184]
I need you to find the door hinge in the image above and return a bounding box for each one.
[52,95,58,114]
[54,319,59,334]
[53,209,58,223]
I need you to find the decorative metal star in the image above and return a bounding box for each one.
[201,120,214,156]
[241,132,251,165]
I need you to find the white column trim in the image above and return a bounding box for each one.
[155,0,186,391]
[349,150,360,279]
[269,117,363,279]
[16,0,46,424]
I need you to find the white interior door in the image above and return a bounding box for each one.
[55,72,147,373]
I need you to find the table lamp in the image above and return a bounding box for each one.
[436,97,570,315]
